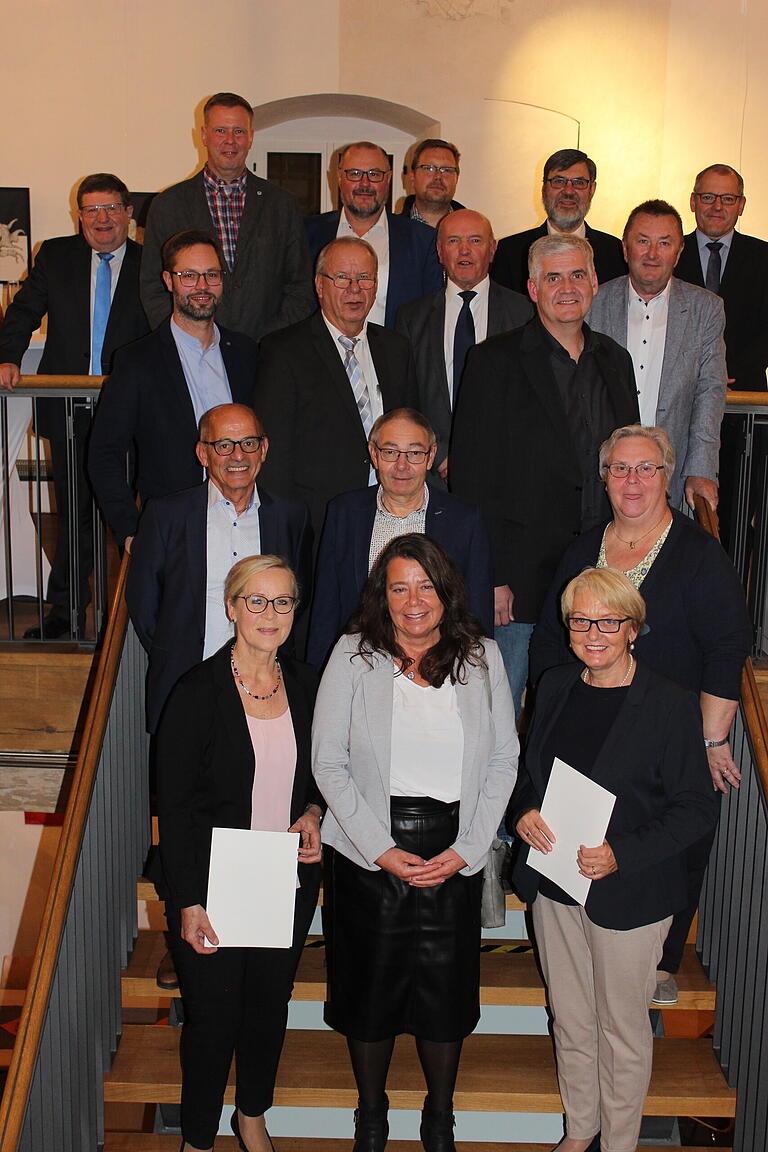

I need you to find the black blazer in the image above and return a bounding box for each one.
[450,318,639,622]
[675,230,768,392]
[529,509,752,699]
[490,222,626,296]
[0,234,149,438]
[395,281,533,468]
[509,662,719,930]
[140,169,315,341]
[157,644,322,912]
[88,319,258,544]
[126,482,313,733]
[306,482,494,669]
[304,210,444,327]
[253,310,418,540]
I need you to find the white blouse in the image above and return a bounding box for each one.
[390,673,463,801]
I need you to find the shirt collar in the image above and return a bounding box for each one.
[696,226,734,255]
[207,477,260,512]
[445,274,490,304]
[203,164,248,191]
[536,314,595,358]
[546,219,587,240]
[90,241,127,262]
[340,208,388,237]
[171,317,221,354]
[376,483,429,516]
[628,276,673,307]
[323,313,369,347]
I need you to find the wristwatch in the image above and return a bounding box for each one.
[704,736,729,748]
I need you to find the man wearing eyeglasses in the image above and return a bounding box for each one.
[588,199,727,512]
[306,407,492,668]
[305,141,443,328]
[254,237,417,542]
[127,402,310,734]
[0,172,149,638]
[89,230,258,552]
[491,148,626,296]
[400,139,465,228]
[140,92,314,342]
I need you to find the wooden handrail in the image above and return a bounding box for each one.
[694,493,768,805]
[725,391,768,406]
[0,553,130,1150]
[16,374,106,389]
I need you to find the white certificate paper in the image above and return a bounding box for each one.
[528,758,616,906]
[206,828,299,948]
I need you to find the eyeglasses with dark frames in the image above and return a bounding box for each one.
[319,273,377,290]
[413,164,459,176]
[201,436,264,456]
[371,444,431,463]
[544,176,592,190]
[340,168,390,182]
[237,594,298,615]
[170,269,224,287]
[693,192,742,207]
[566,616,630,633]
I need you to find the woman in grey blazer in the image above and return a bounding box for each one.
[312,534,518,1152]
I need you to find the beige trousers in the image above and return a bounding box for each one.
[532,896,672,1152]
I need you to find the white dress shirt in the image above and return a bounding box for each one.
[204,479,262,658]
[336,210,390,327]
[626,279,671,426]
[323,314,383,484]
[390,673,463,802]
[88,242,126,373]
[547,220,587,239]
[443,275,491,408]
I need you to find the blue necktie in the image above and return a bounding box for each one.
[452,289,476,407]
[91,252,114,373]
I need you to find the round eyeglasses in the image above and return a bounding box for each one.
[237,595,298,614]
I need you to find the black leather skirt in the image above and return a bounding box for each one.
[323,796,482,1042]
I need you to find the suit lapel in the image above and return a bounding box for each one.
[520,324,580,472]
[186,486,209,634]
[282,659,312,824]
[429,293,450,401]
[103,241,138,359]
[311,313,367,431]
[220,332,252,404]
[353,493,377,590]
[231,173,266,271]
[361,655,394,790]
[158,323,199,443]
[74,237,93,359]
[212,651,256,813]
[657,279,688,411]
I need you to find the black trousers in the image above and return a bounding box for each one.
[659,824,718,973]
[167,866,320,1149]
[45,421,94,623]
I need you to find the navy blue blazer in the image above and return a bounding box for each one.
[88,319,258,544]
[509,662,718,930]
[127,481,312,734]
[304,210,443,327]
[306,482,494,669]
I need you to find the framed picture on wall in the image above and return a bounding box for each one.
[0,188,31,284]
[127,191,156,245]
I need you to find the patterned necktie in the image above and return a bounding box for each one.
[338,335,372,436]
[705,241,723,294]
[452,289,477,407]
[91,252,114,373]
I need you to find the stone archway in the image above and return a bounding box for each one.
[251,93,440,139]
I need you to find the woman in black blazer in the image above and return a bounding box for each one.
[510,568,718,1152]
[158,555,323,1152]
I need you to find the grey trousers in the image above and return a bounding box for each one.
[532,895,672,1152]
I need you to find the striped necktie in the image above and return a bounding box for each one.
[338,335,372,436]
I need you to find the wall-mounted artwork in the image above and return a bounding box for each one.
[0,188,31,284]
[127,191,156,245]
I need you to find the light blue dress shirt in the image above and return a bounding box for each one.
[170,319,232,425]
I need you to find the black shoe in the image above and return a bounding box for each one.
[420,1097,456,1152]
[230,1109,276,1152]
[24,613,72,640]
[353,1093,389,1152]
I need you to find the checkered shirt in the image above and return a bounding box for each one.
[203,165,247,271]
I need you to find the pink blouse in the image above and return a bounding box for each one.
[246,708,297,833]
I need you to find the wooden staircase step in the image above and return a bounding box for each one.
[104,1027,736,1115]
[122,931,716,1011]
[103,1136,718,1152]
[0,650,94,752]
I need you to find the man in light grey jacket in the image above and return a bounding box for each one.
[588,199,727,510]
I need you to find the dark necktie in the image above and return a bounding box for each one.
[91,252,114,373]
[705,241,723,294]
[452,290,477,407]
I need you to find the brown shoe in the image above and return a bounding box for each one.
[156,948,179,990]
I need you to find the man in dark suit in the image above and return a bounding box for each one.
[127,403,311,734]
[451,234,639,716]
[305,141,443,328]
[0,172,149,638]
[396,209,533,481]
[89,229,258,550]
[140,91,314,341]
[491,148,626,296]
[253,236,417,541]
[399,138,464,227]
[307,407,493,668]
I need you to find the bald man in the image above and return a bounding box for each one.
[396,209,533,480]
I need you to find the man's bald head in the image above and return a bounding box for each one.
[436,209,497,290]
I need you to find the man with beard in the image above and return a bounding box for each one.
[305,141,443,327]
[89,229,258,551]
[491,148,626,295]
[400,138,464,227]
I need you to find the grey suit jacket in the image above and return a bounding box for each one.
[395,281,533,467]
[312,634,518,874]
[588,275,727,506]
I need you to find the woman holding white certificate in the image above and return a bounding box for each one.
[313,534,518,1152]
[158,555,323,1152]
[510,568,718,1152]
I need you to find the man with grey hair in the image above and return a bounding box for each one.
[254,236,417,541]
[491,148,625,295]
[588,198,727,511]
[140,91,315,340]
[307,407,493,667]
[452,233,638,715]
[305,140,443,327]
